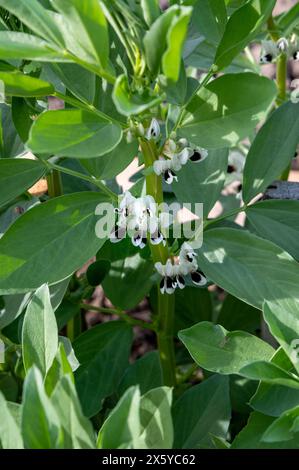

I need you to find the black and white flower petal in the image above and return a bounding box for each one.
[191,270,207,286]
[110,226,126,243]
[176,275,185,289]
[164,169,177,184]
[189,147,208,163]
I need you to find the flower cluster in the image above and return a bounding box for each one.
[155,243,207,294]
[260,35,299,64]
[126,118,161,143]
[153,138,208,185]
[110,191,171,248]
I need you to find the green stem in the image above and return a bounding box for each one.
[66,313,82,342]
[276,52,287,105]
[53,91,126,128]
[47,169,63,198]
[79,303,156,331]
[139,139,176,386]
[44,160,118,201]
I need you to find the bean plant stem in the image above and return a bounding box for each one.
[46,169,63,198]
[79,303,156,331]
[43,160,118,201]
[139,139,176,387]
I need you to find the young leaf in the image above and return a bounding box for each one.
[22,284,58,376]
[0,158,45,208]
[97,386,142,449]
[162,7,192,82]
[50,0,109,69]
[113,74,163,116]
[73,321,133,417]
[178,321,274,375]
[179,73,276,148]
[51,375,95,449]
[139,387,173,449]
[0,0,65,47]
[231,411,299,449]
[172,148,228,218]
[144,5,192,81]
[263,299,299,374]
[0,31,66,62]
[27,110,122,158]
[174,287,213,334]
[21,367,63,449]
[214,0,276,70]
[240,361,299,390]
[0,192,109,294]
[250,348,299,417]
[262,406,299,444]
[141,0,160,26]
[45,343,73,396]
[0,392,23,449]
[172,374,231,448]
[196,228,299,309]
[243,101,299,203]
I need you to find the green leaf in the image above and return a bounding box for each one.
[243,101,299,203]
[214,0,276,70]
[277,2,299,36]
[112,74,163,116]
[80,138,138,180]
[45,342,73,396]
[51,375,95,449]
[162,7,192,82]
[141,0,160,26]
[118,351,163,396]
[0,192,109,294]
[27,110,122,158]
[191,0,227,45]
[179,321,274,374]
[0,158,45,208]
[232,411,299,449]
[47,63,96,103]
[102,253,154,310]
[0,32,65,62]
[51,0,109,69]
[217,294,260,334]
[196,228,299,309]
[179,73,276,148]
[262,406,299,444]
[0,0,65,46]
[173,148,228,218]
[0,71,54,97]
[139,387,173,449]
[250,348,299,417]
[144,5,192,80]
[263,299,299,374]
[173,374,231,448]
[240,361,299,389]
[21,367,63,449]
[12,97,33,142]
[73,321,133,417]
[98,386,142,449]
[247,200,299,261]
[0,103,24,158]
[0,391,23,449]
[22,284,58,377]
[174,286,213,334]
[86,260,110,287]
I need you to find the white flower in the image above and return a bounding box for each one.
[277,37,288,53]
[155,242,207,295]
[260,40,278,64]
[146,118,160,140]
[188,146,209,163]
[110,191,169,248]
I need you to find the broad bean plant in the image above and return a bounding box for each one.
[0,0,299,450]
